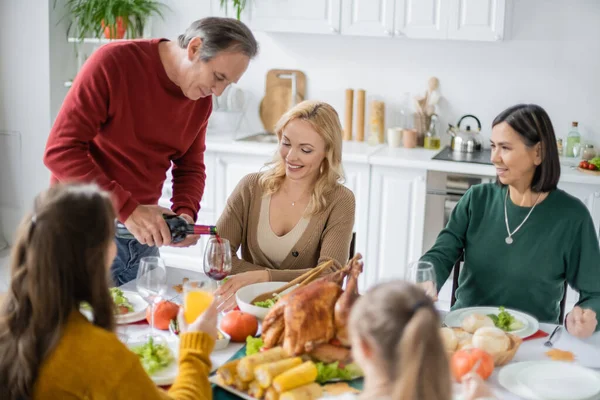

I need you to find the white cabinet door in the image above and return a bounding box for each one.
[394,0,449,39]
[215,153,268,217]
[247,0,342,34]
[341,0,395,37]
[365,166,427,289]
[447,0,506,41]
[342,162,370,290]
[559,182,600,239]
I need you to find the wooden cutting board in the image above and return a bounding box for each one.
[259,69,306,133]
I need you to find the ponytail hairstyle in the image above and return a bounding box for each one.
[0,183,117,400]
[349,281,451,400]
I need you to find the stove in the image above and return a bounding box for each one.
[432,146,493,165]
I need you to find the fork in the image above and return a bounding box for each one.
[544,326,562,348]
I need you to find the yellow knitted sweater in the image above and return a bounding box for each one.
[33,311,214,399]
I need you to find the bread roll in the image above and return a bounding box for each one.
[461,313,495,333]
[440,327,458,351]
[472,327,510,355]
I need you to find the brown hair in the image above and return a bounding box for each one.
[349,281,451,400]
[0,184,116,400]
[259,100,345,216]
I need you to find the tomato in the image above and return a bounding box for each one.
[450,348,495,382]
[146,301,180,330]
[589,164,597,171]
[220,311,258,342]
[581,161,589,169]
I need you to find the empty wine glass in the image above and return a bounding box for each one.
[136,256,168,343]
[203,237,232,283]
[406,261,437,300]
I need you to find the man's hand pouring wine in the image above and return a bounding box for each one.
[124,205,176,247]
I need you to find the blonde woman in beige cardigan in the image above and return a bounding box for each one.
[215,100,356,311]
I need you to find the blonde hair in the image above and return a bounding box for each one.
[259,100,344,216]
[349,281,451,400]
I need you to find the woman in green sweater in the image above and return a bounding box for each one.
[421,104,599,338]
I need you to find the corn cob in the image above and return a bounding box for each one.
[248,380,266,399]
[216,359,240,386]
[272,361,318,393]
[265,387,280,400]
[254,357,303,388]
[237,346,287,381]
[279,383,323,400]
[233,374,250,391]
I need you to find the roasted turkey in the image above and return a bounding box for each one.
[261,254,364,363]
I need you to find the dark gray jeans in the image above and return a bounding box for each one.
[110,236,160,286]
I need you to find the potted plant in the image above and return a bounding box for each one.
[63,0,168,41]
[220,0,248,21]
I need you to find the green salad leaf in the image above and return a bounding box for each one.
[315,362,364,384]
[253,297,278,308]
[110,288,134,313]
[487,306,524,332]
[246,336,264,356]
[131,338,174,375]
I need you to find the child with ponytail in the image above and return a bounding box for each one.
[325,280,495,400]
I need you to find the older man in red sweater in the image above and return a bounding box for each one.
[44,17,258,285]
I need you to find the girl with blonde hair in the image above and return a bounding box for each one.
[326,280,495,400]
[215,100,355,310]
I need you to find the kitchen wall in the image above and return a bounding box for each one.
[153,0,600,146]
[0,0,52,244]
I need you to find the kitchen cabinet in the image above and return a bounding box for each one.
[558,182,600,239]
[446,0,506,41]
[394,0,450,40]
[341,162,370,265]
[218,0,505,42]
[340,0,395,37]
[365,165,427,291]
[394,0,505,41]
[214,0,342,35]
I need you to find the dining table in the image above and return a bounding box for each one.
[118,266,600,400]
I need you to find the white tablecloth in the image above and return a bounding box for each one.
[119,266,600,399]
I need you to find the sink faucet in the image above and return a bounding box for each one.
[277,72,297,108]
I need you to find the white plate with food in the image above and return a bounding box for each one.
[128,338,179,386]
[81,288,148,324]
[444,306,539,339]
[499,361,600,400]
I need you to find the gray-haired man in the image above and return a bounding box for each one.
[44,17,259,285]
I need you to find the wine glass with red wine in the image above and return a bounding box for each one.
[203,237,232,283]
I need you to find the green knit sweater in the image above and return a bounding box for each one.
[421,183,600,327]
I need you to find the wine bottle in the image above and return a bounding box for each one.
[115,214,217,244]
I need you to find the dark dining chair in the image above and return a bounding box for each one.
[349,232,356,260]
[450,251,569,323]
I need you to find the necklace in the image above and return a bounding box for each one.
[504,188,542,244]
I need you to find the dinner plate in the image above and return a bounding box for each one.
[444,306,539,338]
[128,339,179,386]
[81,291,148,325]
[498,361,600,400]
[115,291,148,324]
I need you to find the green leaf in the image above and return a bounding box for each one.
[245,336,264,356]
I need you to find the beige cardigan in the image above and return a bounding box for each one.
[216,173,356,281]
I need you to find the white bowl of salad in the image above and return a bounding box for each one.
[235,281,296,320]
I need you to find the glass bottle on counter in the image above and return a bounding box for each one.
[424,115,441,150]
[566,121,581,157]
[116,214,217,244]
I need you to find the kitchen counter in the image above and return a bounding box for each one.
[206,132,600,185]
